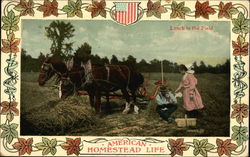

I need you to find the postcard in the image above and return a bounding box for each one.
[1,0,249,156]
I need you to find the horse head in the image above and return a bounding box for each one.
[38,57,68,86]
[38,58,56,86]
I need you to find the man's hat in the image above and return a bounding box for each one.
[160,85,168,92]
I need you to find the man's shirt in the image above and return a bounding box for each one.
[156,91,177,106]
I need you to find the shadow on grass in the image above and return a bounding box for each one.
[98,101,124,118]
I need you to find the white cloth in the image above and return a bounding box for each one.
[156,92,177,106]
[185,64,195,74]
[183,73,188,80]
[175,92,182,98]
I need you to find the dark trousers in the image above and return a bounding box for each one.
[186,110,200,118]
[156,104,177,121]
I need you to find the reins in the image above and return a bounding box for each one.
[41,62,63,80]
[93,65,131,89]
[60,63,132,95]
[104,65,131,89]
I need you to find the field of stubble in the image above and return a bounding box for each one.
[21,72,230,136]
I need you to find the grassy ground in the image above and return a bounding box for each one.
[21,72,230,136]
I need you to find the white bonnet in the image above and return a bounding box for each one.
[185,64,195,74]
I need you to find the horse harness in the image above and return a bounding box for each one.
[82,62,94,88]
[110,65,131,89]
[82,64,131,90]
[40,62,61,80]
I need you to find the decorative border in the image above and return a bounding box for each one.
[0,0,249,156]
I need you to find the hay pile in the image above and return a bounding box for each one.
[21,94,97,135]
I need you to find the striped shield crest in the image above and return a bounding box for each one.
[114,2,140,25]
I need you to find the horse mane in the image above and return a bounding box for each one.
[44,58,68,84]
[48,59,68,73]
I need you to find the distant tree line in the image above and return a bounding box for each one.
[21,20,229,74]
[21,45,230,74]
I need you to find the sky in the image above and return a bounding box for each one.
[22,20,230,66]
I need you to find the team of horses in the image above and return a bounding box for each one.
[38,58,144,114]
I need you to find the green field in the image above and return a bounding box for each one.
[21,72,230,136]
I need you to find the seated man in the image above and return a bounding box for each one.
[156,85,178,123]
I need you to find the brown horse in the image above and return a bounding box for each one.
[38,58,111,106]
[38,58,68,86]
[60,60,144,114]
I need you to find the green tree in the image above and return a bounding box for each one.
[172,62,179,73]
[21,48,40,72]
[126,55,137,68]
[137,59,149,72]
[38,52,46,66]
[110,55,119,65]
[21,48,28,60]
[64,42,74,59]
[222,59,230,73]
[45,21,75,59]
[91,54,102,65]
[38,52,46,61]
[74,42,92,61]
[101,57,110,65]
[193,61,198,73]
[21,48,27,71]
[149,59,161,72]
[162,60,172,72]
[199,61,207,73]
